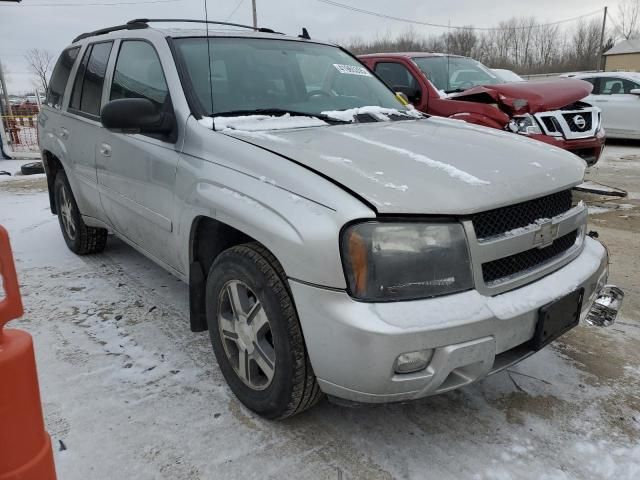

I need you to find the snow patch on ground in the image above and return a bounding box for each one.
[339,131,491,186]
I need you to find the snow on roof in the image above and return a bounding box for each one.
[604,38,640,56]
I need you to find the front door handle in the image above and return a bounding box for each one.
[59,127,69,139]
[99,143,112,157]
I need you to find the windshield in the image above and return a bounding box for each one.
[174,37,409,119]
[492,69,524,83]
[413,56,501,93]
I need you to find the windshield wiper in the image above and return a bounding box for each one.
[212,108,350,124]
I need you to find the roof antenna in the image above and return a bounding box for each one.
[204,0,215,129]
[299,27,310,39]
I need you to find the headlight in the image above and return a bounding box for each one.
[341,221,473,301]
[508,114,542,135]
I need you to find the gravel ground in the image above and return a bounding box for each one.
[0,145,639,480]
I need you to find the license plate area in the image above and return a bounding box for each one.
[533,288,584,350]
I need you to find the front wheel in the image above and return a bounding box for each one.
[205,242,322,419]
[54,171,107,255]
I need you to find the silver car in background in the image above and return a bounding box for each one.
[38,19,622,419]
[563,71,640,140]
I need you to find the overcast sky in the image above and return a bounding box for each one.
[0,0,611,94]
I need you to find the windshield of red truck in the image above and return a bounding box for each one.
[413,56,501,94]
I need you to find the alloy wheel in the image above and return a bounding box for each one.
[217,280,276,390]
[59,184,76,240]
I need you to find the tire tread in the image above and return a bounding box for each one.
[227,242,322,418]
[55,171,107,255]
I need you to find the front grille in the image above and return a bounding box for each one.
[471,190,573,239]
[541,117,560,133]
[482,230,578,284]
[563,112,593,132]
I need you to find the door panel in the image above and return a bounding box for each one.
[97,39,180,268]
[63,42,113,221]
[588,77,640,137]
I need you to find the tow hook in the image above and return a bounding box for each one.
[585,285,624,327]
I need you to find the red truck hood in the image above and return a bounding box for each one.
[449,78,593,114]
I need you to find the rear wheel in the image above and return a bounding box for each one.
[54,171,107,254]
[205,242,322,419]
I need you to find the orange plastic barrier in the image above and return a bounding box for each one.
[0,225,57,480]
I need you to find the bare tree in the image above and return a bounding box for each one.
[342,15,614,75]
[570,19,602,71]
[615,0,640,40]
[445,27,477,57]
[24,48,54,94]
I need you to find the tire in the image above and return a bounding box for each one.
[54,171,108,255]
[205,242,322,419]
[21,161,45,175]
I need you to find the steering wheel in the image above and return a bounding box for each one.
[306,90,332,99]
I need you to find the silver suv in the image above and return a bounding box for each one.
[39,19,622,419]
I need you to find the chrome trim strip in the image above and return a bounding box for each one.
[534,106,601,140]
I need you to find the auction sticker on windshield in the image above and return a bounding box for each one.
[333,64,371,76]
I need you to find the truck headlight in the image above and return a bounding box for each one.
[341,221,473,301]
[508,114,542,135]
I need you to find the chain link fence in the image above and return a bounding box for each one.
[1,79,42,159]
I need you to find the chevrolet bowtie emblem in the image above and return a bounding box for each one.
[533,220,558,248]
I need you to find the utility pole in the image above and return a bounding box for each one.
[251,0,257,28]
[598,6,608,71]
[0,60,13,117]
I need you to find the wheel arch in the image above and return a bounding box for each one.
[188,215,273,332]
[42,150,64,214]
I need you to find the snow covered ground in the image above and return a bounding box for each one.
[0,144,639,479]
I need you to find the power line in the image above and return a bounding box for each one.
[0,0,181,6]
[225,0,245,22]
[316,0,603,31]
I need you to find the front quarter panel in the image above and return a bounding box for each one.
[175,117,375,288]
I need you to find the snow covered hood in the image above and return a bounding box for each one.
[449,78,593,114]
[216,117,586,215]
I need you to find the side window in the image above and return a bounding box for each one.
[70,46,90,111]
[600,77,638,95]
[69,41,113,117]
[46,47,80,109]
[374,62,419,91]
[110,41,169,109]
[581,77,599,94]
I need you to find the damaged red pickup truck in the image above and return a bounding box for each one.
[359,53,605,165]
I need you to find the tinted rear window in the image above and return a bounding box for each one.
[69,42,113,117]
[46,47,80,109]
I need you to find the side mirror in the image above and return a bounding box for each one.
[393,85,421,103]
[630,88,640,96]
[101,98,174,135]
[395,92,410,105]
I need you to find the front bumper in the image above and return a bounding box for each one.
[291,237,610,403]
[528,129,605,166]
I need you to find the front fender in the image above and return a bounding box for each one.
[174,149,374,289]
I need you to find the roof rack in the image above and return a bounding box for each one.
[72,18,280,43]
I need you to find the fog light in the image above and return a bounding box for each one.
[585,285,624,327]
[394,350,433,374]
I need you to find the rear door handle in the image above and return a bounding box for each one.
[59,127,69,139]
[99,143,112,157]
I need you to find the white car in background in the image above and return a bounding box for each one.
[562,72,640,139]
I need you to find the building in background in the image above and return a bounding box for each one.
[604,39,640,72]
